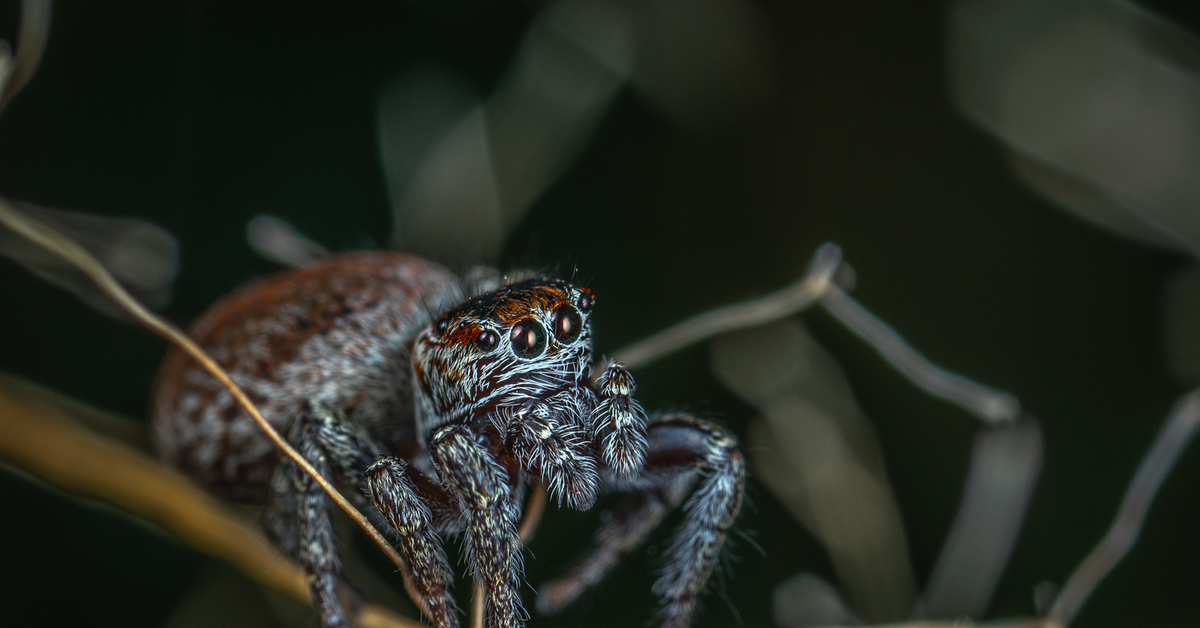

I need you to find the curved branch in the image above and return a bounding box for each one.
[1048,389,1200,624]
[610,242,842,370]
[818,285,1021,425]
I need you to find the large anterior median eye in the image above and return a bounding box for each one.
[510,319,547,359]
[551,305,582,343]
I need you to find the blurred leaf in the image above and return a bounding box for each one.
[377,63,494,265]
[0,202,178,318]
[949,0,1200,255]
[628,0,776,132]
[916,420,1043,619]
[485,0,632,227]
[246,214,330,268]
[713,319,916,622]
[774,572,863,628]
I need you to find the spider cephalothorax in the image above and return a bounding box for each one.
[153,253,745,628]
[412,278,640,509]
[412,278,595,426]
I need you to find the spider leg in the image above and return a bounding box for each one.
[364,457,460,628]
[264,409,354,628]
[537,413,745,628]
[265,401,460,628]
[506,400,599,509]
[589,361,648,476]
[430,423,525,628]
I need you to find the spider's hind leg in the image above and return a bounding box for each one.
[264,401,460,628]
[263,404,361,628]
[538,414,745,628]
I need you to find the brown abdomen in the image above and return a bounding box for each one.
[152,252,461,503]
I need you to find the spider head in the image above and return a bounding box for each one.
[413,278,596,424]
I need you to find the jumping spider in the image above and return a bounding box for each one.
[152,251,746,628]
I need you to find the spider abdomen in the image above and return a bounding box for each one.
[151,251,462,502]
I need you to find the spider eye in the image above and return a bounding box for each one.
[510,320,547,359]
[435,317,449,335]
[551,306,583,343]
[475,329,499,353]
[577,290,594,313]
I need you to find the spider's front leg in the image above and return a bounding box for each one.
[430,423,524,628]
[505,399,600,509]
[589,361,649,476]
[538,414,745,628]
[363,457,460,628]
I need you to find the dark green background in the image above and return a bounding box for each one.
[2,2,1199,626]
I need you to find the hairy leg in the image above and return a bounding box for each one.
[538,414,745,628]
[264,413,351,628]
[589,362,648,476]
[430,423,524,628]
[364,457,459,628]
[265,401,460,628]
[506,399,599,509]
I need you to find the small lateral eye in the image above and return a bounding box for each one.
[510,319,547,359]
[434,317,449,335]
[551,305,583,343]
[475,329,499,353]
[577,290,594,313]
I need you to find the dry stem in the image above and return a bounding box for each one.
[1047,388,1200,624]
[609,242,1021,426]
[818,285,1020,425]
[611,242,843,369]
[0,379,420,628]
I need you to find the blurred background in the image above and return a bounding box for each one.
[2,1,1200,626]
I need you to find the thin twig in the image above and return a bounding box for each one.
[608,241,1020,426]
[517,483,548,542]
[819,285,1021,425]
[610,242,843,370]
[0,199,429,617]
[0,381,420,628]
[1048,389,1200,625]
[471,590,484,628]
[471,485,549,628]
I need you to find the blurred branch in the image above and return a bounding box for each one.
[1048,388,1200,624]
[0,0,51,113]
[612,242,842,369]
[0,372,150,450]
[614,241,1021,425]
[818,286,1020,424]
[0,378,420,628]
